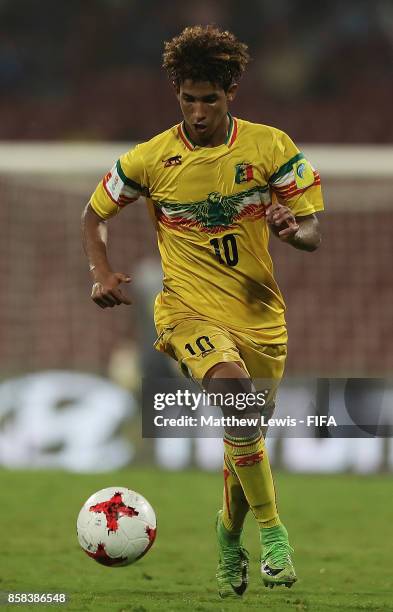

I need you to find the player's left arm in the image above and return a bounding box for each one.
[266,206,321,251]
[267,129,324,252]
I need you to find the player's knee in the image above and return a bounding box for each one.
[203,361,254,399]
[203,361,260,437]
[203,360,249,384]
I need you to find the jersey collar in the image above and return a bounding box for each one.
[178,113,238,150]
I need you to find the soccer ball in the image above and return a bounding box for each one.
[77,486,157,567]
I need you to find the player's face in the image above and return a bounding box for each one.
[177,80,237,146]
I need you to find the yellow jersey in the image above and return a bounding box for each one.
[90,115,324,345]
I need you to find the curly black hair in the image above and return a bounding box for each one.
[162,25,250,91]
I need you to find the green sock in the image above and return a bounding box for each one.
[218,514,241,544]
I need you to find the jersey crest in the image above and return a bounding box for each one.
[235,162,254,184]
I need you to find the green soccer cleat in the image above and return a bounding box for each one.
[215,510,249,599]
[260,524,297,589]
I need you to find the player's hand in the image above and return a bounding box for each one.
[91,272,132,308]
[265,204,299,240]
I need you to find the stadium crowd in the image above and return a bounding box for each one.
[1,0,392,143]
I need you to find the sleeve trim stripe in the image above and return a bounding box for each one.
[274,178,321,200]
[269,152,304,183]
[118,195,138,203]
[116,159,149,195]
[272,170,294,187]
[273,171,321,196]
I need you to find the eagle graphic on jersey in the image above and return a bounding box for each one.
[155,185,270,232]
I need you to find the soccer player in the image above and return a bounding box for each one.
[82,25,323,598]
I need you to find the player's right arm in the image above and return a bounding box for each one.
[81,146,149,308]
[82,203,132,308]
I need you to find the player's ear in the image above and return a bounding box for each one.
[226,83,238,103]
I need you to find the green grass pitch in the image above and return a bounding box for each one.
[1,468,392,611]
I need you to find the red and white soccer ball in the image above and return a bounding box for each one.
[77,487,157,567]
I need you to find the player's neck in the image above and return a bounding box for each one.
[184,114,230,148]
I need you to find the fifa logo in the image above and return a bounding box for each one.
[296,162,306,178]
[235,162,254,184]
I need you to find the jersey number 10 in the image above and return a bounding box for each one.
[209,234,239,267]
